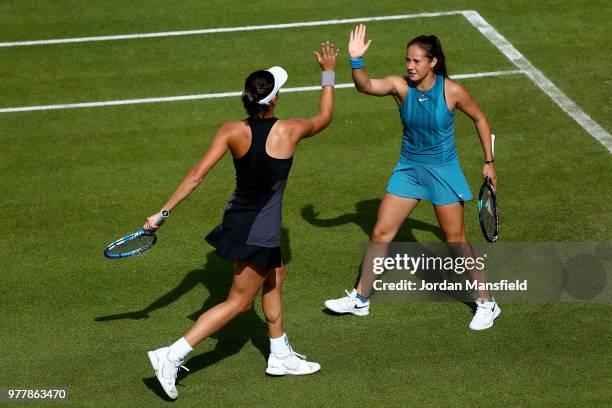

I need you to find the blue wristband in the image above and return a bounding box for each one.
[349,56,364,69]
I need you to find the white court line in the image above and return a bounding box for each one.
[0,11,465,47]
[462,11,612,153]
[0,70,522,113]
[1,10,609,152]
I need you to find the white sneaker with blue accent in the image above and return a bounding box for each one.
[324,289,370,316]
[266,347,321,376]
[469,298,501,330]
[147,347,189,400]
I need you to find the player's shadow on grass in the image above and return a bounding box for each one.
[302,200,477,311]
[301,199,445,242]
[96,228,293,391]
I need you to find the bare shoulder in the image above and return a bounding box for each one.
[275,118,309,132]
[386,75,408,104]
[387,75,408,91]
[216,120,249,138]
[444,77,473,109]
[219,120,248,132]
[444,78,469,98]
[273,118,303,138]
[387,75,407,85]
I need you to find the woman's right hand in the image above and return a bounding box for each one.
[314,41,339,71]
[143,213,163,232]
[349,24,372,58]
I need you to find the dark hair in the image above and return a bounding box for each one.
[406,35,448,78]
[242,70,275,118]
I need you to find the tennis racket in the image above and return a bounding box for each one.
[104,212,167,259]
[478,133,499,242]
[478,177,499,242]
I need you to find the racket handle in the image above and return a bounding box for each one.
[491,133,496,158]
[152,210,169,227]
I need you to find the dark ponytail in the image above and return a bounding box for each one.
[407,35,448,78]
[242,70,275,118]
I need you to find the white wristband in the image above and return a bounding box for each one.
[322,71,335,87]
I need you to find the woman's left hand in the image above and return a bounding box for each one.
[483,163,497,191]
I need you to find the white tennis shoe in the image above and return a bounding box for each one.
[147,346,189,400]
[266,347,320,376]
[469,298,501,330]
[324,289,370,316]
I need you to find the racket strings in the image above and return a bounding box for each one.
[480,189,497,238]
[107,234,155,256]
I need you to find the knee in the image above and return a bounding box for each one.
[444,231,466,243]
[264,266,285,290]
[264,306,282,323]
[227,298,253,314]
[371,227,394,243]
[237,301,253,314]
[275,266,286,286]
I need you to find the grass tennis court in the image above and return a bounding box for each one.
[1,0,610,406]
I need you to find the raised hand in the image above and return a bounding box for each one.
[314,41,339,71]
[349,24,372,58]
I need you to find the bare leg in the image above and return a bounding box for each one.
[184,261,267,347]
[262,264,285,339]
[356,193,420,297]
[433,202,490,300]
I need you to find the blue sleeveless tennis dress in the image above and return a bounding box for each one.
[205,117,292,269]
[386,75,473,205]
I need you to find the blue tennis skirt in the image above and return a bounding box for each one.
[386,159,473,205]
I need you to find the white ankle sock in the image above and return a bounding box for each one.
[167,337,193,363]
[270,333,290,354]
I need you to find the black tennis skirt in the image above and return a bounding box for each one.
[205,225,282,270]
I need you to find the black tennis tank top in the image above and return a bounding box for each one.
[221,117,293,247]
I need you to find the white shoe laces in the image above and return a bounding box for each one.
[163,359,190,379]
[474,303,493,321]
[289,347,307,360]
[340,289,356,305]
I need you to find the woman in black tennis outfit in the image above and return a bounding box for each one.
[143,42,338,400]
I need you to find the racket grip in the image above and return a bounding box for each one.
[152,210,169,227]
[491,133,496,157]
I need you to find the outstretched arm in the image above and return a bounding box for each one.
[284,41,339,140]
[349,24,401,97]
[143,123,232,230]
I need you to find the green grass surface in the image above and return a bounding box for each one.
[1,1,611,407]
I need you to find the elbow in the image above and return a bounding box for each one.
[190,177,203,187]
[319,112,334,132]
[323,110,333,124]
[191,175,204,186]
[474,112,488,125]
[354,81,371,94]
[355,84,369,94]
[186,171,204,187]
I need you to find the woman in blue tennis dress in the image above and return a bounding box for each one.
[325,25,501,331]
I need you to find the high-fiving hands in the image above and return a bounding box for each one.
[349,24,372,59]
[314,41,339,71]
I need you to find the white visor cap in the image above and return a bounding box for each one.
[257,66,288,105]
